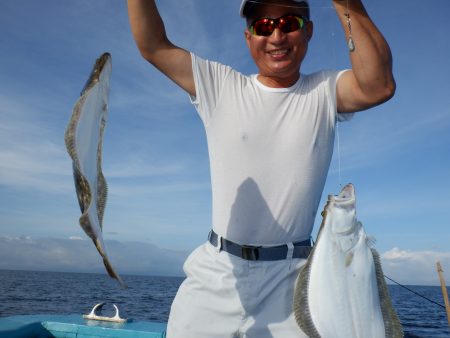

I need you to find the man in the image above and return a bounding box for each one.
[127,0,395,337]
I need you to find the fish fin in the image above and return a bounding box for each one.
[294,257,321,338]
[79,213,97,239]
[65,97,92,216]
[96,105,108,230]
[97,170,108,230]
[72,166,92,214]
[366,235,377,248]
[371,248,404,338]
[64,97,85,162]
[294,217,324,338]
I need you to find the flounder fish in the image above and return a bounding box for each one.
[294,183,402,337]
[65,53,126,288]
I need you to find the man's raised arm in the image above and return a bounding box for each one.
[333,0,396,113]
[127,0,195,96]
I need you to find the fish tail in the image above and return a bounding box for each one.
[102,256,127,289]
[94,238,128,289]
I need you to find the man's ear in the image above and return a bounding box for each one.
[244,29,252,48]
[306,20,314,42]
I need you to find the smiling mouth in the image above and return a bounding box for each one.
[267,48,290,56]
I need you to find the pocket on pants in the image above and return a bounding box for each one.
[183,242,211,274]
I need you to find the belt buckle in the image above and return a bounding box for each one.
[241,245,261,260]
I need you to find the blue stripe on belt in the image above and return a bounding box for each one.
[208,230,312,261]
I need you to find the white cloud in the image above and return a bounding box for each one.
[381,247,450,286]
[69,236,85,241]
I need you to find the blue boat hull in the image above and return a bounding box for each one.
[0,314,167,338]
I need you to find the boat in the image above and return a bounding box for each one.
[0,303,167,338]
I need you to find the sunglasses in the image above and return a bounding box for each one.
[249,14,308,37]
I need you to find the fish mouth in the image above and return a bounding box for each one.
[328,183,355,203]
[327,184,357,235]
[336,183,355,199]
[339,183,354,199]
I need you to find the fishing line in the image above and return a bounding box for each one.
[334,0,352,186]
[384,275,446,309]
[327,2,343,188]
[336,121,342,187]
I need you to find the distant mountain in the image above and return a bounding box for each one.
[0,236,188,277]
[2,236,450,285]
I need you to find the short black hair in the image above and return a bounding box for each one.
[243,1,310,21]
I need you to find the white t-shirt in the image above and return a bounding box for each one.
[190,53,352,246]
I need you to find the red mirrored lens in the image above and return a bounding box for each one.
[278,16,302,33]
[250,15,304,36]
[252,18,275,36]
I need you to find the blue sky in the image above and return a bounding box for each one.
[1,0,449,285]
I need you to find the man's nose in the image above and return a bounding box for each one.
[269,27,287,42]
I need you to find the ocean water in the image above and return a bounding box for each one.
[1,269,449,337]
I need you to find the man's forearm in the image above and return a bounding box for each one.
[127,0,172,61]
[127,0,195,96]
[333,0,395,101]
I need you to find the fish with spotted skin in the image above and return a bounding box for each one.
[65,53,126,288]
[294,184,403,337]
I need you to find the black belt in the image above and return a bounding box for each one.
[208,230,312,261]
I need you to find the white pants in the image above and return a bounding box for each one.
[167,242,309,338]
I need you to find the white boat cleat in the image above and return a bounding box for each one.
[83,302,127,323]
